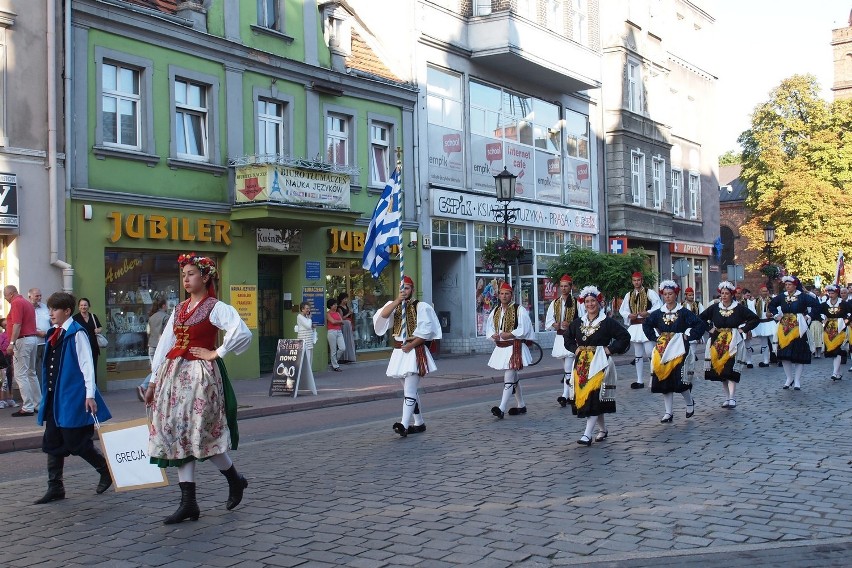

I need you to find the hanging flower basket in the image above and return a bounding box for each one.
[759,263,784,280]
[481,236,525,271]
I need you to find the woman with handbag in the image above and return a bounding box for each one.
[144,253,252,524]
[72,298,104,376]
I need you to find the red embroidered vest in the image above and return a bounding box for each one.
[166,296,218,360]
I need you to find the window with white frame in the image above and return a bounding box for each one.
[431,219,467,248]
[627,61,641,113]
[571,0,587,44]
[546,0,564,33]
[671,169,683,217]
[426,66,463,130]
[474,0,492,16]
[370,122,390,185]
[568,232,593,249]
[174,79,208,160]
[257,99,284,157]
[631,151,644,205]
[688,172,700,219]
[257,0,279,30]
[101,63,141,149]
[94,48,156,160]
[326,113,349,166]
[652,157,665,210]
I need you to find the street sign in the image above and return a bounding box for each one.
[609,237,627,254]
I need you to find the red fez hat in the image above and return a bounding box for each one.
[499,282,513,292]
[685,287,694,293]
[560,274,573,284]
[401,275,415,287]
[632,271,643,278]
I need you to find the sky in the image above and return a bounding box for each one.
[713,0,847,153]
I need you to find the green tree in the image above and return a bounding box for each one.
[719,150,741,165]
[545,247,657,303]
[737,75,852,283]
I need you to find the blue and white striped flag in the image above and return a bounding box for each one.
[362,168,401,278]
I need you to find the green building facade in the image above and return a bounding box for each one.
[69,0,418,389]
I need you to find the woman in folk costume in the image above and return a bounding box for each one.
[619,271,663,389]
[642,281,707,422]
[768,275,819,390]
[487,282,534,419]
[545,274,580,408]
[699,281,759,409]
[373,275,441,437]
[681,287,705,379]
[807,287,825,359]
[144,253,252,525]
[820,284,850,381]
[564,286,630,446]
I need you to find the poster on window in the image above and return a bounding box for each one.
[504,143,534,199]
[475,274,505,337]
[427,124,464,187]
[565,157,592,209]
[470,135,504,192]
[534,150,562,203]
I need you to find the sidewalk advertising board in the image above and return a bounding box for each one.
[269,338,304,396]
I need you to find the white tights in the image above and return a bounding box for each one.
[720,379,736,402]
[499,370,524,412]
[561,356,573,398]
[582,415,606,439]
[177,452,233,483]
[400,373,423,427]
[662,391,693,415]
[632,341,654,383]
[781,360,804,388]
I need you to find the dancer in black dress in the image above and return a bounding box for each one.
[564,286,630,446]
[821,284,851,381]
[643,280,707,422]
[699,281,759,409]
[769,276,819,390]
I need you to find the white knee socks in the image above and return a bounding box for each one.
[177,461,196,483]
[663,392,674,415]
[401,374,421,426]
[499,370,518,412]
[781,360,793,386]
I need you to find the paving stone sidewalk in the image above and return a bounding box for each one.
[0,356,850,566]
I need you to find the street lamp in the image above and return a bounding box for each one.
[764,223,776,291]
[492,167,519,286]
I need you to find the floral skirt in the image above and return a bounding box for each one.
[149,358,236,467]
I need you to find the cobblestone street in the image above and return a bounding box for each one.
[0,359,850,567]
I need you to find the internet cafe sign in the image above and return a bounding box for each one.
[235,165,350,209]
[431,188,598,234]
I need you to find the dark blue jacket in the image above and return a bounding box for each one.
[37,320,111,428]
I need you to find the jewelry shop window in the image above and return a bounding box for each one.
[103,251,212,375]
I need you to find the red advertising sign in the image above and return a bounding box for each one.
[443,133,462,155]
[547,158,561,174]
[542,278,558,301]
[669,242,713,256]
[576,163,589,181]
[485,142,502,164]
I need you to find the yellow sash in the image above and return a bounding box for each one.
[823,319,845,353]
[573,346,606,409]
[710,329,734,375]
[651,333,685,381]
[777,314,799,349]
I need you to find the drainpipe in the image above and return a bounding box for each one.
[49,0,73,291]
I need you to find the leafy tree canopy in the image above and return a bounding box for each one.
[719,150,741,165]
[737,75,852,285]
[545,247,658,303]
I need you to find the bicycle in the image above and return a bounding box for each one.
[525,340,544,366]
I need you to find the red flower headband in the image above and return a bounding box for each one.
[177,253,218,279]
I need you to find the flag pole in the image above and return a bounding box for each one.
[395,147,404,289]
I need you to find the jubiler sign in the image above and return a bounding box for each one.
[235,165,350,209]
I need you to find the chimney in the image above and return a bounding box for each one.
[176,1,208,33]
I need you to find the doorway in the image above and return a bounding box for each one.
[257,256,283,373]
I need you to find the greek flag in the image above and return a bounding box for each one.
[362,168,401,278]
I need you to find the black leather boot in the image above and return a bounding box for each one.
[163,482,200,524]
[34,455,66,504]
[220,465,248,510]
[79,445,113,494]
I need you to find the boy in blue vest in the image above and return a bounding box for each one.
[34,292,112,504]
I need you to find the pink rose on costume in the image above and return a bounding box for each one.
[210,424,222,438]
[193,398,206,414]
